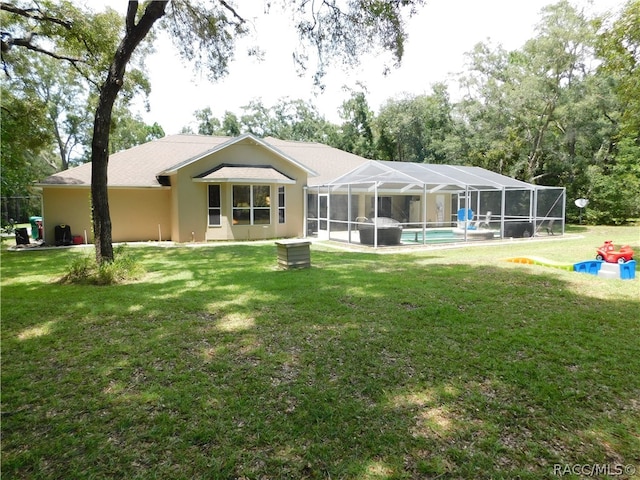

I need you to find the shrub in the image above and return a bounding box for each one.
[59,246,145,285]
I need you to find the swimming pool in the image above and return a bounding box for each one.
[401,228,499,244]
[401,229,461,244]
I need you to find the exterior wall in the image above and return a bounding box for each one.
[109,188,171,242]
[347,192,453,225]
[41,186,171,243]
[41,187,92,244]
[42,140,310,244]
[171,141,307,243]
[423,193,452,225]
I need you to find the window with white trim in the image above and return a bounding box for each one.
[233,185,271,225]
[208,184,221,226]
[278,186,285,224]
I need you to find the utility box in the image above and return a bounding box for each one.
[276,239,311,269]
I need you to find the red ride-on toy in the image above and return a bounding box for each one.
[596,240,634,264]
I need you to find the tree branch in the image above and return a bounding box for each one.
[0,2,73,29]
[218,0,246,25]
[126,1,137,34]
[3,34,82,63]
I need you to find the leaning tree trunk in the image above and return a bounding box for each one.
[91,1,167,264]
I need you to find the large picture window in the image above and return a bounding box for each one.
[233,185,271,225]
[208,185,221,226]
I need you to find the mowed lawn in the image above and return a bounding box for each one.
[1,226,639,479]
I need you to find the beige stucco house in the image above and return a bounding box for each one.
[37,132,565,245]
[37,133,368,244]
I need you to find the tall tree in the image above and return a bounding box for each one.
[2,0,425,264]
[0,85,55,198]
[375,84,456,163]
[589,0,640,222]
[597,0,640,141]
[189,99,336,142]
[220,111,241,136]
[336,89,376,158]
[458,1,605,182]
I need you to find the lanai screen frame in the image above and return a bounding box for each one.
[305,161,566,247]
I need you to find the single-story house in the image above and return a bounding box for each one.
[36,133,565,246]
[37,133,367,244]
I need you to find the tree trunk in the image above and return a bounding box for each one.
[91,1,166,264]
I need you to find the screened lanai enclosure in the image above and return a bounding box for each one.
[305,161,565,247]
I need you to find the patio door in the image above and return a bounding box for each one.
[318,194,329,239]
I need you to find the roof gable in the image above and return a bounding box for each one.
[38,133,324,187]
[159,133,318,177]
[38,135,231,187]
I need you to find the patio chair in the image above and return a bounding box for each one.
[457,208,474,229]
[475,211,492,229]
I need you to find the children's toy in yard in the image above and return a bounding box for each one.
[506,239,636,280]
[595,240,634,264]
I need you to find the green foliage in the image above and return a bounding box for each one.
[59,246,146,285]
[288,0,425,85]
[189,98,337,142]
[0,85,56,196]
[335,90,376,158]
[585,137,640,224]
[1,1,158,176]
[596,0,640,139]
[109,114,165,155]
[375,84,456,163]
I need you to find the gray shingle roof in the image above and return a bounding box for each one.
[38,134,367,187]
[39,135,231,187]
[38,133,540,192]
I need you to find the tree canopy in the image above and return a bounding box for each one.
[1,0,424,263]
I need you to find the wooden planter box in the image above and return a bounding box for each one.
[276,240,311,269]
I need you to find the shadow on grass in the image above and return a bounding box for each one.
[1,244,639,479]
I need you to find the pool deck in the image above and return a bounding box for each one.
[314,228,573,253]
[322,228,499,246]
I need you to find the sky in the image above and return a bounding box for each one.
[107,0,626,134]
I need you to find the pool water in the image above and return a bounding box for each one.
[401,229,461,244]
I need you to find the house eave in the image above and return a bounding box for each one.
[192,178,296,185]
[36,183,170,189]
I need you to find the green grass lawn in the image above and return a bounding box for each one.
[2,226,639,479]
